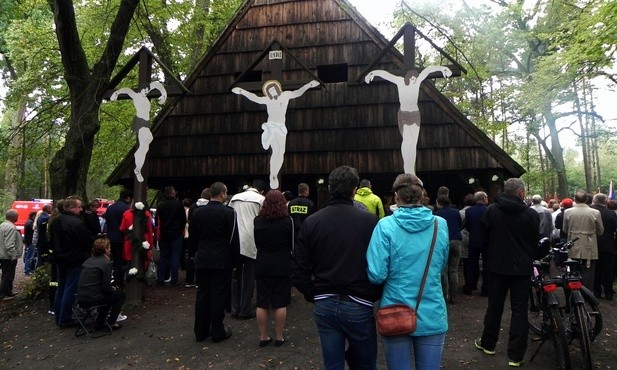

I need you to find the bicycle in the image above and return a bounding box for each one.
[551,238,602,370]
[528,238,571,370]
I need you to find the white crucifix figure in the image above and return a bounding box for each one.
[365,66,452,174]
[232,79,320,189]
[110,82,167,183]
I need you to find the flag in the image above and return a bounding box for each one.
[609,180,615,200]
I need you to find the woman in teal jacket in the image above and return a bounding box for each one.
[367,173,449,370]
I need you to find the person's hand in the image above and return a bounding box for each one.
[365,71,375,84]
[309,80,320,88]
[231,87,242,95]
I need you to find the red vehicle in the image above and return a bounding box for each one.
[12,199,53,235]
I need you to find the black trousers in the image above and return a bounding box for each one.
[231,255,255,317]
[79,290,126,325]
[594,252,615,298]
[195,268,231,341]
[0,259,17,297]
[110,241,125,288]
[480,272,529,362]
[464,248,489,293]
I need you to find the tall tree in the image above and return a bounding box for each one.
[47,0,139,199]
[396,0,615,196]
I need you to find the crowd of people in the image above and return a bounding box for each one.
[2,168,617,369]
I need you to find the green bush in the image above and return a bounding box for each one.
[21,263,51,300]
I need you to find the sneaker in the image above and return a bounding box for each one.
[185,284,196,288]
[508,359,523,367]
[164,277,172,283]
[474,338,495,355]
[47,310,55,315]
[116,314,128,322]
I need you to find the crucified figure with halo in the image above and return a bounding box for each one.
[232,79,319,189]
[110,81,167,183]
[365,66,452,174]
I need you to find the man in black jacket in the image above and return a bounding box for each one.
[292,166,379,370]
[156,185,186,286]
[474,178,540,367]
[103,188,133,288]
[49,196,95,327]
[591,193,617,300]
[190,182,240,343]
[288,182,315,237]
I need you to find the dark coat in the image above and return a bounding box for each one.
[76,254,114,303]
[481,194,540,276]
[288,196,315,236]
[465,203,488,249]
[24,218,35,245]
[49,212,95,268]
[157,198,187,241]
[292,198,380,302]
[104,200,129,243]
[434,205,463,241]
[592,205,617,255]
[254,216,294,277]
[191,201,240,270]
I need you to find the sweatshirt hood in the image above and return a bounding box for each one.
[495,194,527,213]
[356,187,373,196]
[392,205,434,233]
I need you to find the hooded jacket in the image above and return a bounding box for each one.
[366,206,449,336]
[481,194,540,276]
[354,187,385,219]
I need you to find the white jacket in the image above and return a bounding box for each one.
[229,188,264,259]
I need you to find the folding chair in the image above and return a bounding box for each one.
[72,301,112,338]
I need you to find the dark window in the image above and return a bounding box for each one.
[234,70,262,82]
[317,63,348,83]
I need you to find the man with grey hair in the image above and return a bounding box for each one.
[591,193,616,300]
[474,178,540,367]
[463,191,489,296]
[563,190,604,289]
[530,194,554,238]
[0,209,23,301]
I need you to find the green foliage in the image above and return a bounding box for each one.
[392,0,616,196]
[21,262,51,300]
[1,0,242,201]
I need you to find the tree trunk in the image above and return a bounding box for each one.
[3,104,26,209]
[48,105,99,199]
[47,0,140,199]
[544,111,568,198]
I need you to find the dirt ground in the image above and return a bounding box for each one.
[2,263,616,369]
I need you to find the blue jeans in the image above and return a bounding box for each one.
[54,265,81,325]
[313,297,377,370]
[157,236,182,285]
[23,244,35,275]
[382,333,446,370]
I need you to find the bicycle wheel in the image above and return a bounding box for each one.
[528,289,543,335]
[573,302,593,369]
[549,306,572,370]
[580,286,602,340]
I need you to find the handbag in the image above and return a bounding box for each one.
[375,219,438,337]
